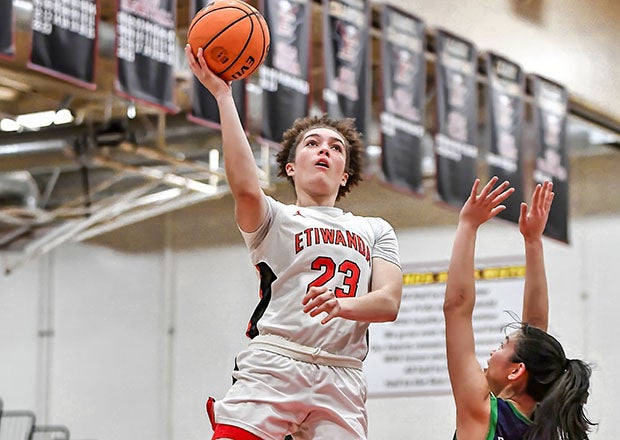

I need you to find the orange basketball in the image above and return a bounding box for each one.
[187,0,270,81]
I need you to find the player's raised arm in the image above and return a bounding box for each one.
[185,45,267,232]
[443,177,514,439]
[519,181,554,331]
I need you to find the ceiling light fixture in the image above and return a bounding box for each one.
[127,102,136,119]
[0,109,75,132]
[0,118,20,132]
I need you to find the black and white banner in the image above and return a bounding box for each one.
[0,0,14,58]
[530,75,570,243]
[116,0,178,112]
[322,0,371,134]
[28,0,98,89]
[434,30,478,207]
[188,0,246,129]
[258,0,311,144]
[379,6,426,194]
[485,52,525,223]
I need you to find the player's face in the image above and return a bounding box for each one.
[485,332,520,395]
[285,127,349,197]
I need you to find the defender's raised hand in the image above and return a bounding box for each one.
[459,176,515,229]
[519,181,555,242]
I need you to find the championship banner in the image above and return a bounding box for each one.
[485,52,525,223]
[116,0,178,112]
[0,0,14,58]
[530,75,570,243]
[322,0,371,134]
[258,0,311,144]
[433,30,478,207]
[28,0,98,89]
[379,6,426,194]
[188,0,246,129]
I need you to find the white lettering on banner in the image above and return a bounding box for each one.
[32,0,96,39]
[392,51,418,86]
[494,94,516,133]
[542,112,564,148]
[336,22,363,64]
[323,88,338,104]
[386,28,422,52]
[444,36,469,59]
[447,109,468,141]
[365,263,525,396]
[537,81,564,104]
[494,80,522,97]
[538,98,566,116]
[488,153,517,173]
[275,5,297,39]
[332,66,359,101]
[388,10,416,33]
[273,0,305,76]
[274,42,301,76]
[435,133,478,160]
[447,73,470,109]
[329,0,365,27]
[535,149,567,182]
[386,88,421,121]
[495,59,519,82]
[259,66,310,94]
[439,54,474,76]
[117,11,176,65]
[120,0,175,28]
[380,112,424,138]
[489,93,519,171]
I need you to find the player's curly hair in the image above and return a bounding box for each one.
[275,114,364,200]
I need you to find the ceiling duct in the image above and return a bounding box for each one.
[0,171,40,210]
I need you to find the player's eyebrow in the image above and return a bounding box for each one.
[303,132,345,145]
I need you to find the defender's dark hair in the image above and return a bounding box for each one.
[511,323,596,440]
[275,114,363,200]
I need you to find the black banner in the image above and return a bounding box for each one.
[530,75,569,243]
[28,0,98,89]
[116,0,178,112]
[188,0,246,129]
[189,79,247,129]
[258,0,311,144]
[322,0,371,134]
[433,30,479,207]
[485,52,525,223]
[379,6,426,194]
[0,0,14,58]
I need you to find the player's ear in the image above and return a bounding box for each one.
[286,162,295,177]
[341,172,349,186]
[508,362,527,381]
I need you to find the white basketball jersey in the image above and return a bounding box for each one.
[240,196,401,361]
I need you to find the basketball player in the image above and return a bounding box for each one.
[185,45,403,440]
[443,177,595,439]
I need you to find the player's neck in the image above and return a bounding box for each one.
[295,190,337,208]
[502,394,537,419]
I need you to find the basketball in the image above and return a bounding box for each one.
[187,0,270,81]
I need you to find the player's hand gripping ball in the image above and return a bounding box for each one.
[187,0,270,81]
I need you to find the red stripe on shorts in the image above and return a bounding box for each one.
[213,424,263,440]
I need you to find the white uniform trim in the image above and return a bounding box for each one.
[249,334,363,369]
